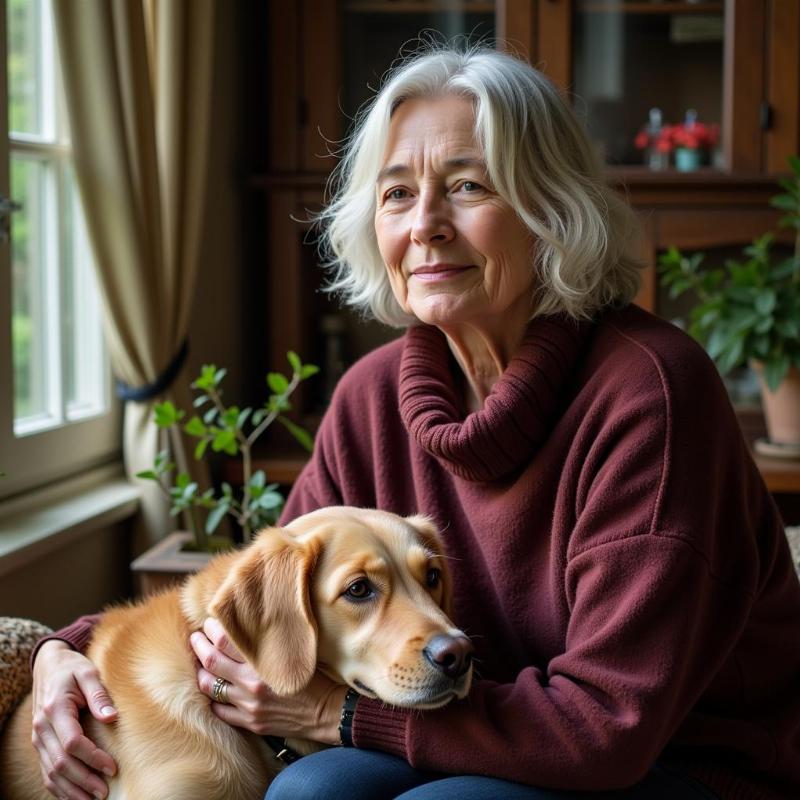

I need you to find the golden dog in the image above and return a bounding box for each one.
[0,507,473,800]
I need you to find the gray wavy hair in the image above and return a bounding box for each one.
[316,44,643,327]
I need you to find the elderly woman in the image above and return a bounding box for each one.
[30,46,800,800]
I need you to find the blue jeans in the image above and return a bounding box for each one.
[264,748,718,799]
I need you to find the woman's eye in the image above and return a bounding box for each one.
[426,568,441,589]
[458,180,483,193]
[344,580,374,601]
[385,187,408,201]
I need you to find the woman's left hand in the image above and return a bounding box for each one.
[191,617,348,745]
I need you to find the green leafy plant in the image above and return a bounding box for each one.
[659,155,800,391]
[136,352,318,551]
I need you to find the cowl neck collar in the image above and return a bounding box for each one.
[398,315,594,481]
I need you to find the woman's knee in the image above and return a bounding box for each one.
[264,762,314,800]
[396,775,563,800]
[264,752,350,800]
[264,747,430,800]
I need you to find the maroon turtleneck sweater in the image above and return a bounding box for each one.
[280,305,800,798]
[46,305,800,797]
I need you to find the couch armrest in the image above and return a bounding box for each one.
[0,617,52,729]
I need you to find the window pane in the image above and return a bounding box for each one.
[2,0,118,496]
[64,166,106,419]
[11,153,57,427]
[7,0,45,137]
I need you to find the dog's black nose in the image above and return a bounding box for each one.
[423,634,474,679]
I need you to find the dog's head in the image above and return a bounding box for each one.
[207,507,472,709]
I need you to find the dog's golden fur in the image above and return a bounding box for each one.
[0,507,472,800]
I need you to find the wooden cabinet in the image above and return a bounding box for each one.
[528,1,799,174]
[245,0,800,495]
[515,0,799,313]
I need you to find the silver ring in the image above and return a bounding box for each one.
[212,675,230,704]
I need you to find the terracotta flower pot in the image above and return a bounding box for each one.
[751,363,800,454]
[130,531,216,596]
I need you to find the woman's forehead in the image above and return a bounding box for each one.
[388,95,475,138]
[381,96,484,171]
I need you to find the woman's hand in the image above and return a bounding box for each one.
[31,640,118,800]
[191,618,348,745]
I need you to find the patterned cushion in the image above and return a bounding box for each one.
[0,617,52,729]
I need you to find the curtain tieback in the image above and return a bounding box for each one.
[115,339,190,403]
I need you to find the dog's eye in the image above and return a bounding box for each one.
[344,580,374,601]
[426,568,441,589]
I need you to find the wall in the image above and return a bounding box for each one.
[0,520,133,629]
[187,4,246,401]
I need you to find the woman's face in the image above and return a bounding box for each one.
[374,95,535,331]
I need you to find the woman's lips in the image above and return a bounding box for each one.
[410,264,475,282]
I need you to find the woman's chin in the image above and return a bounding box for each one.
[407,298,476,329]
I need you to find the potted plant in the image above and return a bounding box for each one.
[635,110,719,172]
[658,155,800,456]
[130,351,318,592]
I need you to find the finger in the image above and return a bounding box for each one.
[47,702,116,779]
[74,673,118,726]
[41,768,95,800]
[39,750,93,800]
[190,631,244,681]
[197,666,241,706]
[37,727,108,800]
[190,631,230,679]
[207,695,253,731]
[203,617,244,662]
[47,770,100,800]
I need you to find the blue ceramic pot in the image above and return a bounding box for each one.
[675,147,701,172]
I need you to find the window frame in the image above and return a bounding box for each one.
[0,0,121,501]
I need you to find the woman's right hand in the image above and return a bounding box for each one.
[31,640,118,800]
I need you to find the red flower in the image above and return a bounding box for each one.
[655,137,672,154]
[635,118,719,153]
[634,130,650,150]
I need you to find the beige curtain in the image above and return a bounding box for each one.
[53,0,215,550]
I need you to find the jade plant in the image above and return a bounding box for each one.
[136,352,318,551]
[658,155,800,390]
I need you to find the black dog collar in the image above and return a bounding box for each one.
[263,735,302,765]
[339,687,360,747]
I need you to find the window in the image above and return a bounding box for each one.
[0,0,120,499]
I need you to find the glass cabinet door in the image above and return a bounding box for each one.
[340,1,496,127]
[571,1,725,170]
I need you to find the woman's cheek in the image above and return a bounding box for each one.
[375,223,406,301]
[385,261,410,310]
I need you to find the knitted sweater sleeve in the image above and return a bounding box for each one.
[30,614,103,670]
[350,337,793,789]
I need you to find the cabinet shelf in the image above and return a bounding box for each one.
[247,167,783,205]
[231,406,800,497]
[248,168,782,191]
[239,448,800,496]
[345,1,494,13]
[579,1,723,13]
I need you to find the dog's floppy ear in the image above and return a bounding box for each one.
[209,528,321,695]
[405,514,454,618]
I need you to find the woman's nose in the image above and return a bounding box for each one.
[410,195,455,245]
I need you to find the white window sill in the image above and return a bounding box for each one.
[0,464,140,577]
